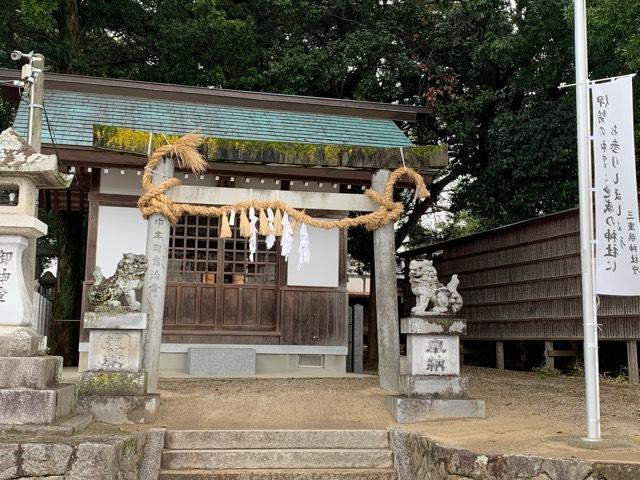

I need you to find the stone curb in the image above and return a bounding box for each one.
[389,429,640,480]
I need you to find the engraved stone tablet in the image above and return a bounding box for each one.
[88,330,142,371]
[407,334,460,376]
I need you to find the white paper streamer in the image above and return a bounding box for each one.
[248,207,258,261]
[229,210,236,226]
[266,208,276,250]
[280,212,294,260]
[297,223,311,270]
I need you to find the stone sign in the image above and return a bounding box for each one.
[0,237,30,324]
[88,331,142,371]
[407,335,460,376]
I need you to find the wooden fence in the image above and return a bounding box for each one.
[32,291,53,342]
[400,208,640,382]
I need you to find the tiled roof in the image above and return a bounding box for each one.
[12,90,413,149]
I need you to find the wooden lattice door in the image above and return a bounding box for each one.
[163,214,279,333]
[220,220,279,331]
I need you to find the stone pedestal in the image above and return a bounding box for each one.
[385,314,485,423]
[78,311,159,424]
[0,326,76,426]
[0,348,76,425]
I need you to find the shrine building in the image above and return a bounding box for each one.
[0,70,445,376]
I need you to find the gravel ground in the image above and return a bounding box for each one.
[144,366,640,462]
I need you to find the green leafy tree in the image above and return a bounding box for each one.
[0,99,16,131]
[2,0,640,306]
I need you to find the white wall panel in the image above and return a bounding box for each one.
[95,206,148,275]
[287,225,339,287]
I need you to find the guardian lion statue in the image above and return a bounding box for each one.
[88,253,148,311]
[408,259,463,315]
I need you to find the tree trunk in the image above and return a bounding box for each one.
[60,0,81,73]
[50,211,85,366]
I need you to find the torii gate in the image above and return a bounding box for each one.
[93,126,447,392]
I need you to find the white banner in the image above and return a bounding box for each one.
[592,76,640,295]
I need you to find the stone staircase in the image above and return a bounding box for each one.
[159,430,397,479]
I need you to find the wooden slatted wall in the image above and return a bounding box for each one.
[402,209,640,341]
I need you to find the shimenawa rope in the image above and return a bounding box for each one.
[137,134,430,238]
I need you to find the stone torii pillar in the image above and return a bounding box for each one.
[372,169,400,391]
[141,156,174,393]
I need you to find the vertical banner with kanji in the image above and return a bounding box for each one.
[592,76,640,295]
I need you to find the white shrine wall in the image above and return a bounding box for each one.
[95,206,148,275]
[97,169,341,286]
[287,227,339,287]
[100,169,144,195]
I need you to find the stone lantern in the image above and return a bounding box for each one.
[0,128,74,425]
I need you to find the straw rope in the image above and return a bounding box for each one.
[137,134,430,236]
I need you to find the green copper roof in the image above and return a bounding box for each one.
[12,90,413,149]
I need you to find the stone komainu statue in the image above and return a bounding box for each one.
[408,259,463,316]
[88,253,148,311]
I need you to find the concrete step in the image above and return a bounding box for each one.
[162,449,394,470]
[165,430,390,450]
[159,469,396,480]
[2,413,93,437]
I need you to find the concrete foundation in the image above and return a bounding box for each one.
[78,393,159,424]
[79,349,348,376]
[187,347,256,375]
[385,395,485,423]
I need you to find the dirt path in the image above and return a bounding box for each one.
[147,366,640,463]
[408,366,640,463]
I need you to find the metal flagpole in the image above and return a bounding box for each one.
[574,0,601,440]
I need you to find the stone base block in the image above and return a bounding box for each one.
[188,347,256,375]
[78,393,159,424]
[0,326,42,356]
[385,395,485,423]
[78,370,147,396]
[401,315,466,335]
[400,375,468,399]
[0,355,62,389]
[0,384,75,425]
[84,311,147,330]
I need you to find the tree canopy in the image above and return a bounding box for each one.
[2,0,639,246]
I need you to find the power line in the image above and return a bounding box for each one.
[19,93,60,158]
[41,104,59,159]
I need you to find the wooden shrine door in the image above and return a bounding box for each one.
[162,215,279,334]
